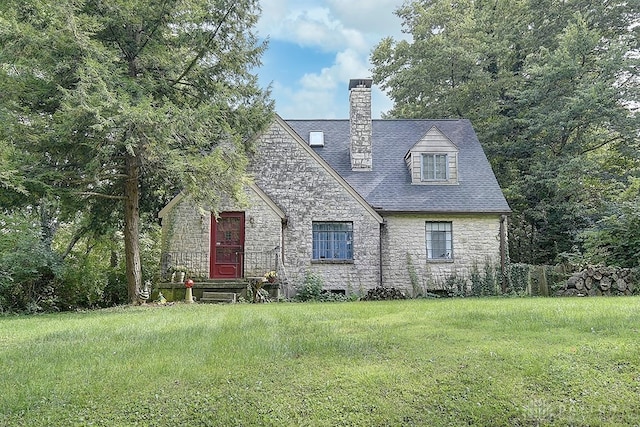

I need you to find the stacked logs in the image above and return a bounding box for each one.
[558,266,635,296]
[361,286,407,301]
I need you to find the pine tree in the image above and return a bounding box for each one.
[0,0,273,302]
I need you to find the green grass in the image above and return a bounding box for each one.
[1,298,640,426]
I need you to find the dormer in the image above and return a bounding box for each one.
[405,126,459,185]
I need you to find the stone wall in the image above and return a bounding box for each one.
[382,213,503,295]
[160,187,282,278]
[249,120,382,293]
[160,195,210,276]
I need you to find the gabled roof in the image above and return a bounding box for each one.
[285,119,511,214]
[406,126,459,155]
[158,182,286,220]
[264,116,383,224]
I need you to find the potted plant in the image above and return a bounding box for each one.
[174,265,188,283]
[264,270,277,283]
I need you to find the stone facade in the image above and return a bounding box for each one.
[159,185,283,278]
[160,117,383,294]
[159,80,510,298]
[381,213,503,294]
[248,119,382,293]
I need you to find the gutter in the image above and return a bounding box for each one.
[376,209,512,216]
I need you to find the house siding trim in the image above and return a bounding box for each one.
[158,192,185,220]
[158,182,285,221]
[377,209,513,216]
[406,126,460,185]
[248,182,286,219]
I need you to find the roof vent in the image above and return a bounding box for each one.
[309,131,324,147]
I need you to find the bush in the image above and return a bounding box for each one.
[0,208,162,313]
[0,212,62,313]
[361,286,407,301]
[295,272,324,302]
[57,257,110,310]
[54,222,159,310]
[470,262,500,296]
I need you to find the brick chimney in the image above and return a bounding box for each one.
[349,78,372,171]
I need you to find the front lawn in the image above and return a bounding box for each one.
[1,297,639,426]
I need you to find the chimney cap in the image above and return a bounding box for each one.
[349,78,372,90]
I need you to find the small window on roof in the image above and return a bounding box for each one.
[309,131,324,147]
[422,153,448,181]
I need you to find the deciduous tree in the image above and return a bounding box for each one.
[372,0,639,264]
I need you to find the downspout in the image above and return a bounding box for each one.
[281,217,288,298]
[379,221,385,286]
[500,215,508,293]
[280,218,286,266]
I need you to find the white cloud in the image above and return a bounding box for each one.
[326,0,405,37]
[257,0,405,118]
[258,4,368,53]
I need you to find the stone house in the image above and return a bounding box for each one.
[158,79,511,299]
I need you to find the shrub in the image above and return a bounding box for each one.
[56,256,110,310]
[54,222,159,310]
[406,252,421,297]
[0,212,62,313]
[295,272,324,302]
[361,286,407,301]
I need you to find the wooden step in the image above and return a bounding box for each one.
[200,291,237,303]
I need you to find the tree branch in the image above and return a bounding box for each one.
[61,225,90,260]
[579,135,624,155]
[134,0,172,57]
[77,192,126,200]
[170,3,237,87]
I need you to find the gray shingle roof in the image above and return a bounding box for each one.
[285,119,511,214]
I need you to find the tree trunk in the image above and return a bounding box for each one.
[124,152,142,304]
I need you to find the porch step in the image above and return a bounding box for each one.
[193,280,247,289]
[200,291,237,304]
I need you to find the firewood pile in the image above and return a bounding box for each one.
[557,266,635,296]
[361,286,407,301]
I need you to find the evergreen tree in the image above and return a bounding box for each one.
[0,0,273,302]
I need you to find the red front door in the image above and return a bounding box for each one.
[210,212,245,279]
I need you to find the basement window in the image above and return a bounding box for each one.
[309,131,325,147]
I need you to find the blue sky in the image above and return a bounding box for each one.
[255,0,407,119]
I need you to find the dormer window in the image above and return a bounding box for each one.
[422,154,448,181]
[406,126,459,185]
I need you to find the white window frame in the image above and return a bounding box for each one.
[426,221,453,260]
[421,153,448,181]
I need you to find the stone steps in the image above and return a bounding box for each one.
[200,291,237,303]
